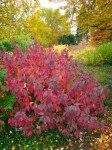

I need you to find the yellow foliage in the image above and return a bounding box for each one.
[28,11,53,47]
[90,126,112,150]
[0,0,39,41]
[54,45,68,53]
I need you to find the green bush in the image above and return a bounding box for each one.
[0,42,5,50]
[96,42,112,65]
[0,41,16,51]
[58,34,77,45]
[0,70,15,131]
[0,34,34,51]
[0,71,15,110]
[76,48,102,66]
[17,34,34,51]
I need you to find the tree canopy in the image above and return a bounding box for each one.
[28,11,52,47]
[50,0,112,45]
[41,8,71,44]
[0,0,39,41]
[0,1,71,47]
[28,8,71,46]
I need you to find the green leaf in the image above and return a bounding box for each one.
[0,70,6,81]
[0,93,15,111]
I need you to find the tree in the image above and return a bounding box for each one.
[77,0,112,45]
[40,8,71,44]
[28,11,53,47]
[50,0,112,45]
[50,0,112,30]
[0,0,39,41]
[28,8,71,46]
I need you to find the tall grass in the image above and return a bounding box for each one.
[54,45,68,53]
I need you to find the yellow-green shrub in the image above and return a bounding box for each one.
[75,48,104,66]
[96,42,112,65]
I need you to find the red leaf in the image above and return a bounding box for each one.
[0,120,4,125]
[37,130,41,135]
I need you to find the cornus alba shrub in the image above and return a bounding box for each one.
[3,43,108,137]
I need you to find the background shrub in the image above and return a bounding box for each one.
[0,41,16,52]
[75,48,102,66]
[0,42,5,50]
[0,34,34,52]
[17,34,34,51]
[96,42,112,65]
[58,34,77,45]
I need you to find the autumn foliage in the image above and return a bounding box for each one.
[3,43,108,137]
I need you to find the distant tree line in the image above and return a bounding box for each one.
[58,30,89,45]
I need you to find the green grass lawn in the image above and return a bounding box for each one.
[84,65,112,84]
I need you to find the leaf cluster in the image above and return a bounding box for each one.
[3,43,109,137]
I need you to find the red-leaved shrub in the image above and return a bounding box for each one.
[3,43,108,137]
